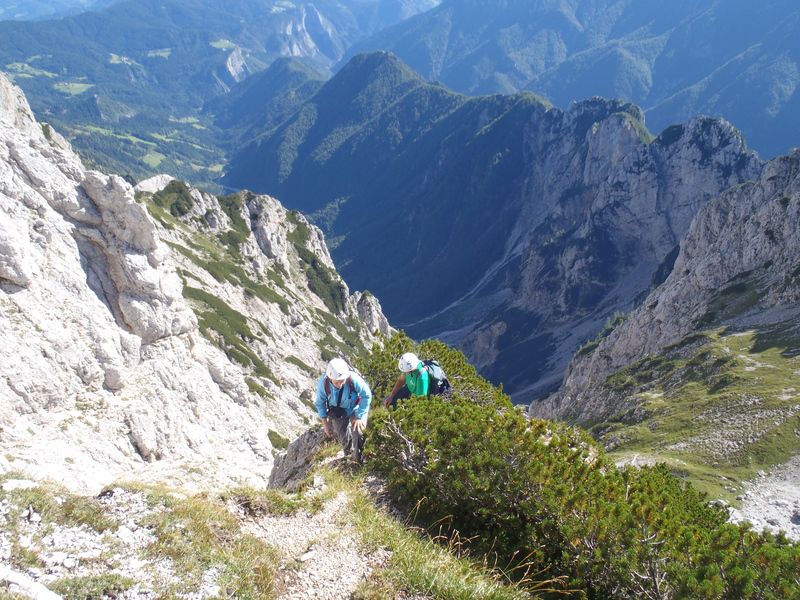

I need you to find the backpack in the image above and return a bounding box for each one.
[422,359,450,396]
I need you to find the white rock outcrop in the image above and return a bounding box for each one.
[0,73,388,494]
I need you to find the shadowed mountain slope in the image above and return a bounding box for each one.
[225,51,762,400]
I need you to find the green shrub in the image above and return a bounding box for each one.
[218,229,248,259]
[184,286,279,385]
[287,214,347,313]
[285,355,316,374]
[152,180,194,217]
[217,193,251,237]
[363,337,800,598]
[246,377,270,399]
[357,331,508,407]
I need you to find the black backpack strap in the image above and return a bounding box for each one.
[325,376,355,414]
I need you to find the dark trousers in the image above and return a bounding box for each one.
[389,386,411,409]
[329,414,366,462]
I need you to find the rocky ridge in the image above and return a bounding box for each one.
[533,149,800,425]
[0,72,388,495]
[450,106,762,398]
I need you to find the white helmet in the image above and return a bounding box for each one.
[398,352,420,373]
[325,358,350,381]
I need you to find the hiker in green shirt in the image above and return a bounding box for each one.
[382,352,428,409]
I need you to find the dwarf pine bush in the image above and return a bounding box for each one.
[362,336,800,599]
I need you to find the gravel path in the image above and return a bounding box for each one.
[239,482,391,599]
[1,473,393,599]
[729,454,800,540]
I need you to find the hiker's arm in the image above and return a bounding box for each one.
[315,378,333,437]
[314,378,328,418]
[383,375,405,407]
[352,375,372,420]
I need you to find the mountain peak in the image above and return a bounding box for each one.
[322,51,426,101]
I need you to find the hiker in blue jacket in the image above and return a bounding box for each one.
[315,357,372,462]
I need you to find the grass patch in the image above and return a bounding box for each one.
[312,468,533,600]
[49,573,134,599]
[598,328,800,502]
[169,116,201,124]
[76,124,158,147]
[5,62,57,77]
[1,485,117,533]
[225,487,306,517]
[210,39,236,50]
[142,150,166,168]
[146,48,172,59]
[142,491,279,598]
[53,82,94,95]
[109,53,140,66]
[267,430,290,450]
[285,355,316,375]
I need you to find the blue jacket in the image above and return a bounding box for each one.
[315,373,372,420]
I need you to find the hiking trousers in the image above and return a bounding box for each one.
[329,414,366,462]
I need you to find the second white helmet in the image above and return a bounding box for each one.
[398,352,420,373]
[326,358,350,380]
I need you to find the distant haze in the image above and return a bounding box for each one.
[0,0,116,20]
[345,0,800,159]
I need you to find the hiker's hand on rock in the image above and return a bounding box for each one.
[351,418,365,434]
[322,419,333,438]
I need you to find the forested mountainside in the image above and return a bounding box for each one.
[0,0,438,184]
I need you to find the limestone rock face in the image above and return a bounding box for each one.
[351,291,392,338]
[134,174,174,195]
[534,150,800,424]
[449,102,762,399]
[268,427,327,491]
[0,74,388,493]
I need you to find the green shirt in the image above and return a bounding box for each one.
[405,362,429,396]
